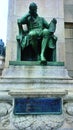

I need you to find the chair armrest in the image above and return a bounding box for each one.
[16,35,22,43]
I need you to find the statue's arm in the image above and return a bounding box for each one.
[42,17,49,29]
[17,13,30,42]
[17,13,30,24]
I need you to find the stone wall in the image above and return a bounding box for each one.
[64,0,73,77]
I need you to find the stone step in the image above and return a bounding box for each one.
[0,76,72,91]
[2,64,69,78]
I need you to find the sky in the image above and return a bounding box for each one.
[0,0,8,45]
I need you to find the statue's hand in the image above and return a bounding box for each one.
[17,19,21,24]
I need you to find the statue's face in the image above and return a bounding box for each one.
[29,8,37,16]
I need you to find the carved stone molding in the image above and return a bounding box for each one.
[9,89,66,130]
[1,101,73,129]
[12,114,64,130]
[64,102,73,125]
[0,102,12,128]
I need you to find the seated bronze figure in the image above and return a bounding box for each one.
[16,2,57,63]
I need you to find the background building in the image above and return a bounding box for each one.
[64,0,73,77]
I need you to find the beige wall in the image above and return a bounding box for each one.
[64,0,73,77]
[5,0,65,66]
[64,0,73,22]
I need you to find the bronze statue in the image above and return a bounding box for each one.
[0,39,5,56]
[17,2,57,63]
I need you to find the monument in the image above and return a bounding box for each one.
[0,0,73,130]
[16,3,57,63]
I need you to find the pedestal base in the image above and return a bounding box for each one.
[0,63,73,129]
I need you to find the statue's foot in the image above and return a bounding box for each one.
[41,56,46,61]
[40,60,47,65]
[40,57,47,65]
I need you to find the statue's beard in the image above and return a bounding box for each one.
[29,11,37,18]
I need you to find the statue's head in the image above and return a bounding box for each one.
[0,39,4,46]
[29,2,37,16]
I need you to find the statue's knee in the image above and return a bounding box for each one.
[28,31,36,38]
[28,32,33,37]
[43,29,49,36]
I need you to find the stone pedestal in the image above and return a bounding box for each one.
[8,89,67,130]
[0,56,5,75]
[0,63,73,129]
[2,62,69,78]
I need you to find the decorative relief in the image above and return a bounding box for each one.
[12,114,64,130]
[0,102,12,128]
[1,101,73,129]
[64,102,73,125]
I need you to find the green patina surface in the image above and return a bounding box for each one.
[9,61,64,66]
[17,2,57,62]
